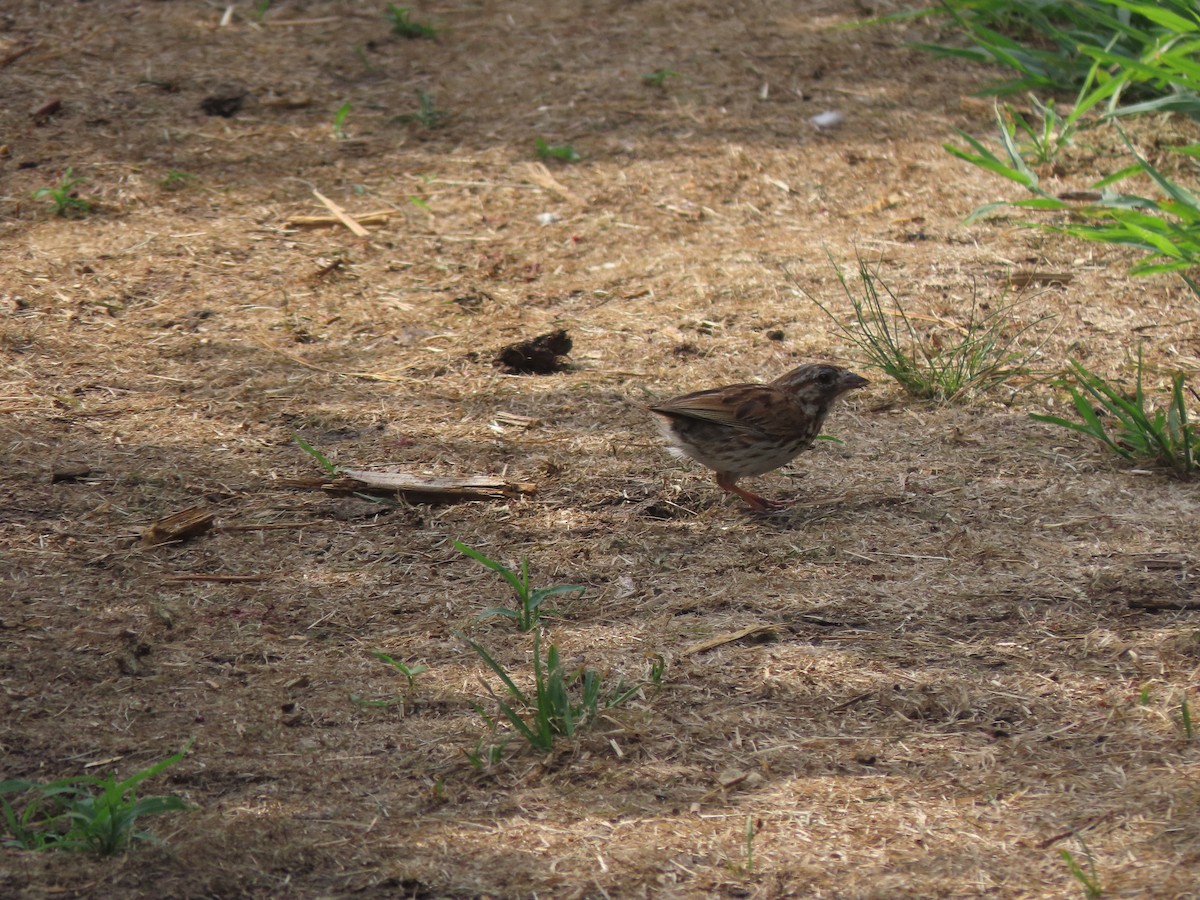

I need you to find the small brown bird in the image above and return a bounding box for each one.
[650,363,869,511]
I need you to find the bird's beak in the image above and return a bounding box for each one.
[844,372,870,390]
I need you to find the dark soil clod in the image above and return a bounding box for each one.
[494,328,572,374]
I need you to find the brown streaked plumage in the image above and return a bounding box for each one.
[650,363,869,511]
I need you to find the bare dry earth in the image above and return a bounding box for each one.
[2,1,1200,897]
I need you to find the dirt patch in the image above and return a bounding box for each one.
[2,1,1199,897]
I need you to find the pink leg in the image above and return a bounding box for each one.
[716,473,795,512]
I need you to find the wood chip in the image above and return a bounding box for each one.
[491,411,541,430]
[682,624,779,656]
[141,506,216,547]
[525,162,585,206]
[311,189,371,237]
[31,96,62,122]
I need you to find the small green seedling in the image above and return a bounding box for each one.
[744,815,761,874]
[373,651,427,693]
[1,742,192,854]
[535,138,580,163]
[455,540,583,631]
[1182,693,1194,740]
[352,652,428,708]
[642,68,679,88]
[394,90,447,129]
[386,5,437,39]
[332,102,351,140]
[253,0,271,23]
[33,168,93,218]
[160,170,196,191]
[465,736,510,770]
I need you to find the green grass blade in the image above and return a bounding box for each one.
[292,435,338,474]
[453,541,528,601]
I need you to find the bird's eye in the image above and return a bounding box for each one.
[817,371,834,385]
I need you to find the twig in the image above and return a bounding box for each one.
[311,189,371,237]
[163,574,269,583]
[682,624,778,656]
[1037,811,1117,849]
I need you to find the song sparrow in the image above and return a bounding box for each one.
[650,363,869,511]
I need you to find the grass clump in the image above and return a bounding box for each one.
[455,540,583,631]
[1,743,192,854]
[33,168,93,218]
[789,256,1052,403]
[924,0,1200,115]
[385,5,437,39]
[462,630,661,757]
[948,120,1200,289]
[1030,346,1199,477]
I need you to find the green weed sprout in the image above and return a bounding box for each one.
[642,68,680,88]
[33,168,93,218]
[332,101,351,140]
[535,138,580,163]
[1,742,192,854]
[293,434,338,475]
[461,630,648,754]
[394,90,447,128]
[1060,840,1103,899]
[386,5,437,39]
[455,540,583,631]
[351,652,429,708]
[1030,346,1199,477]
[160,170,197,191]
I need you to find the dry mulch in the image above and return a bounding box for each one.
[2,1,1199,897]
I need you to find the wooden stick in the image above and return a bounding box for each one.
[682,624,778,656]
[282,470,537,503]
[311,189,371,237]
[163,574,270,583]
[0,45,37,69]
[286,211,391,229]
[1037,811,1116,849]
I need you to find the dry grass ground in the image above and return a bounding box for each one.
[3,1,1200,897]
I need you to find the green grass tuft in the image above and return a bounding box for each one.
[790,255,1053,403]
[385,5,437,39]
[1,743,192,854]
[33,168,93,218]
[1030,346,1199,477]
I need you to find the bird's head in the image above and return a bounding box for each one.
[771,364,869,405]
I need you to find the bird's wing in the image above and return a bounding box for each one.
[651,384,776,432]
